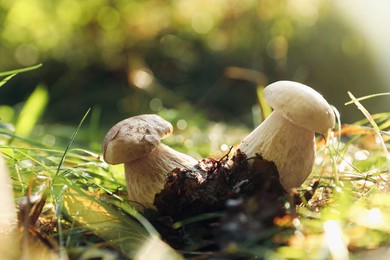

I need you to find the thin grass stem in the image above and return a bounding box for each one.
[347,91,388,154]
[55,108,91,178]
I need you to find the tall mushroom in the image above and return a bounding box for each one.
[103,114,197,209]
[238,81,335,191]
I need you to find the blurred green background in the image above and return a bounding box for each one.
[1,0,389,155]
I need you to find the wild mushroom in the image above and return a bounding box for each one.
[237,81,335,191]
[103,114,197,209]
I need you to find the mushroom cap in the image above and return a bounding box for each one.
[263,81,335,133]
[103,114,173,164]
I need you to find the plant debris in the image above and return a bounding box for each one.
[154,150,292,254]
[155,150,284,219]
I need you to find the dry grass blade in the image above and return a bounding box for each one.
[344,92,390,105]
[347,91,388,153]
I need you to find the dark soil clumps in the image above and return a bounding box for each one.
[153,150,292,256]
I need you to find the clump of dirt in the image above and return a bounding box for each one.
[154,150,284,220]
[153,150,291,254]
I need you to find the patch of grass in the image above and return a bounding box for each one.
[1,118,181,259]
[1,65,181,257]
[2,106,389,258]
[285,93,390,259]
[1,66,389,258]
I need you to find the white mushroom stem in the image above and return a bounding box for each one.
[238,110,315,191]
[124,144,197,209]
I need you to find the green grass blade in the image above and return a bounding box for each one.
[172,212,223,229]
[14,84,49,137]
[51,109,91,257]
[0,64,43,77]
[55,108,91,178]
[55,184,69,259]
[0,74,17,88]
[0,130,48,148]
[256,86,272,120]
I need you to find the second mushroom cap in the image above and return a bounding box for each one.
[103,114,173,164]
[263,81,335,133]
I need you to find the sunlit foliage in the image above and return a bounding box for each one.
[0,0,386,126]
[1,2,390,258]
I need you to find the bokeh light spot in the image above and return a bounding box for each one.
[98,6,120,30]
[129,69,154,89]
[287,0,320,26]
[267,36,288,59]
[323,220,349,260]
[367,208,384,227]
[149,98,163,112]
[14,43,40,66]
[42,134,56,147]
[184,139,194,148]
[354,150,369,160]
[191,12,214,34]
[57,0,82,25]
[176,119,187,130]
[207,32,228,51]
[220,144,229,152]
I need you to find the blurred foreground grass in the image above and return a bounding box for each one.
[1,66,390,259]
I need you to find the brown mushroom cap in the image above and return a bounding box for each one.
[103,114,173,164]
[264,81,335,134]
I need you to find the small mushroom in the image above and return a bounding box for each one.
[237,81,335,191]
[103,114,197,209]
